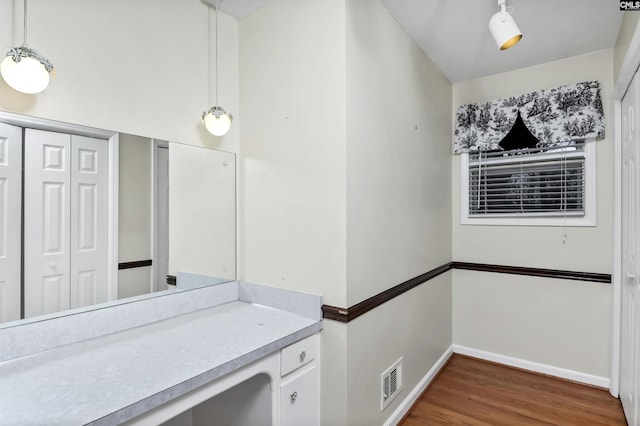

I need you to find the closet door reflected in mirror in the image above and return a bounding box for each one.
[24,129,110,318]
[0,126,113,322]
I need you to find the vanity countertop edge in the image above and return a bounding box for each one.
[0,279,323,426]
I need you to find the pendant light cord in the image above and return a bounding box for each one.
[207,4,211,107]
[23,0,28,47]
[215,0,219,107]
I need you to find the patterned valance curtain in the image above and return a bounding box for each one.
[453,81,605,154]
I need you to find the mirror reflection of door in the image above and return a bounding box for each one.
[0,126,111,322]
[24,128,109,318]
[1,127,173,321]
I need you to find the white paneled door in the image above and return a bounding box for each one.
[621,70,640,426]
[0,124,22,323]
[24,129,72,317]
[70,135,109,309]
[24,129,108,318]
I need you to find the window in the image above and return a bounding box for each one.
[461,139,596,226]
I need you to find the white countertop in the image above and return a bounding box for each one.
[0,301,321,425]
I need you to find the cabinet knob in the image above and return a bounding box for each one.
[290,391,298,402]
[628,272,636,281]
[299,351,306,363]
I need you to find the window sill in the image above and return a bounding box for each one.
[461,216,596,227]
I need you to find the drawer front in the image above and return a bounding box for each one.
[280,364,319,426]
[281,334,318,376]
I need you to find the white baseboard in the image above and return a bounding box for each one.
[383,345,453,426]
[452,344,610,389]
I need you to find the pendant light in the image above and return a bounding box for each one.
[489,0,522,50]
[202,0,233,137]
[1,0,54,94]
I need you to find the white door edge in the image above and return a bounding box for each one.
[108,134,119,302]
[612,99,623,398]
[151,139,169,293]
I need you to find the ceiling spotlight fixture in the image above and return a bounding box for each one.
[1,0,54,94]
[489,0,522,50]
[202,0,232,137]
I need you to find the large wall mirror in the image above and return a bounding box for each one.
[0,112,236,325]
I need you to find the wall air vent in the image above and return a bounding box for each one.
[381,357,403,411]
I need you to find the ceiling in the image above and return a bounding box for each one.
[213,0,624,83]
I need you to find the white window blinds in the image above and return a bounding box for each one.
[468,142,586,218]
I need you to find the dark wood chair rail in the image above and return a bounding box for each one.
[118,259,152,270]
[322,261,611,323]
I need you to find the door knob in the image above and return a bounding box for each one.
[627,272,636,281]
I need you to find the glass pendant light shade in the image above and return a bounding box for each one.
[203,106,233,136]
[489,7,522,50]
[1,0,55,94]
[1,47,53,94]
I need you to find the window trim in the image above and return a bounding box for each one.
[460,137,597,227]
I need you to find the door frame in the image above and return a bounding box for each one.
[151,138,169,292]
[0,111,119,303]
[613,21,640,398]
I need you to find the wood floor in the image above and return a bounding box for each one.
[400,354,627,425]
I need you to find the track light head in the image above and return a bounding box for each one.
[489,0,522,50]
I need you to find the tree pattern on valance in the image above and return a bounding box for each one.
[453,81,605,153]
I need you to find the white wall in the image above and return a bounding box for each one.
[0,0,239,154]
[240,1,452,424]
[239,3,349,423]
[320,320,348,426]
[344,0,452,423]
[345,0,452,305]
[118,133,152,298]
[453,270,612,377]
[347,274,451,425]
[238,0,348,306]
[615,12,640,83]
[452,49,615,379]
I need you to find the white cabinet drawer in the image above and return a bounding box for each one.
[280,364,319,426]
[281,334,318,376]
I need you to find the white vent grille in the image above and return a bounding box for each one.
[381,357,403,411]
